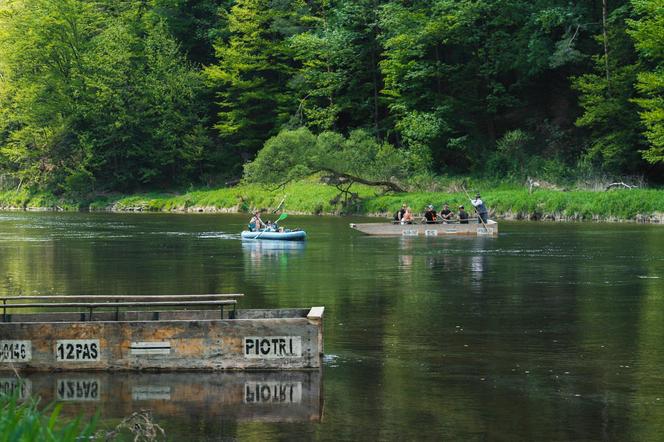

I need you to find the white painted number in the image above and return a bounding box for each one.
[244,336,302,358]
[0,341,31,362]
[55,340,100,362]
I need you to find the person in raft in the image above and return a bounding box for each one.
[439,202,454,223]
[470,193,489,224]
[401,207,414,224]
[393,203,407,223]
[458,205,469,224]
[423,205,437,223]
[248,210,266,232]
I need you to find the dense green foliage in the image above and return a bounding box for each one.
[242,127,423,192]
[0,0,662,195]
[0,388,97,441]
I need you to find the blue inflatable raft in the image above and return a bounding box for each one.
[241,229,307,241]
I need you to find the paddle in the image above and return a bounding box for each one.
[254,213,288,239]
[461,186,489,231]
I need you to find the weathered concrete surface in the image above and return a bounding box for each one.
[1,370,322,422]
[0,307,325,371]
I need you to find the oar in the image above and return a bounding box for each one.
[461,186,489,231]
[272,195,287,214]
[254,213,288,239]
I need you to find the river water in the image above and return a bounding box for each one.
[0,212,663,441]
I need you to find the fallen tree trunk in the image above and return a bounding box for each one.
[606,182,637,190]
[320,168,405,193]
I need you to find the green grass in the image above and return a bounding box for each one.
[0,388,97,441]
[0,190,80,211]
[366,189,664,220]
[88,180,381,214]
[2,181,663,221]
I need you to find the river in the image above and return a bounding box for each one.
[0,212,663,441]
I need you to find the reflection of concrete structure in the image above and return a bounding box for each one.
[4,371,323,422]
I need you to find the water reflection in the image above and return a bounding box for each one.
[241,240,306,278]
[241,240,306,257]
[9,371,322,423]
[2,214,664,440]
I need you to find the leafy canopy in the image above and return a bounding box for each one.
[242,127,424,192]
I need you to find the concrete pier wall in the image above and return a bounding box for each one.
[0,307,324,371]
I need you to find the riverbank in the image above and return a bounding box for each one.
[1,182,663,223]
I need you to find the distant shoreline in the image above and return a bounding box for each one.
[1,182,663,224]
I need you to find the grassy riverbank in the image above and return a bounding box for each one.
[1,181,663,222]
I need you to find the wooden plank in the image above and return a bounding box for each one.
[350,220,498,236]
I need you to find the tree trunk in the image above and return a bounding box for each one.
[321,168,405,193]
[602,0,610,92]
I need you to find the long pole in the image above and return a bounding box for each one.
[462,186,489,231]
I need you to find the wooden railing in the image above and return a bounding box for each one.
[1,294,243,322]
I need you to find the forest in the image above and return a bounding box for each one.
[0,0,662,196]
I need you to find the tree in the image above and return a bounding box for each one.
[378,0,591,173]
[573,3,645,174]
[289,0,388,135]
[0,0,211,192]
[77,19,209,190]
[243,127,420,192]
[151,0,233,65]
[628,0,664,164]
[205,0,307,161]
[0,0,96,191]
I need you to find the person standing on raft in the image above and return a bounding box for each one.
[470,193,489,224]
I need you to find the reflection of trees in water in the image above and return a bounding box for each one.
[0,214,254,297]
[4,215,664,439]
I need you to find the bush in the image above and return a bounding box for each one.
[0,386,97,441]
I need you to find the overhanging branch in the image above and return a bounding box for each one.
[320,168,405,193]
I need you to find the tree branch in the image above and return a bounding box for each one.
[320,168,405,192]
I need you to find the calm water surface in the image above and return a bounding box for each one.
[1,212,663,441]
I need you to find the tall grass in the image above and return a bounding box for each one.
[0,388,97,441]
[367,189,664,220]
[2,181,663,221]
[89,180,380,214]
[0,190,79,211]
